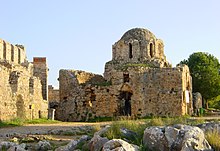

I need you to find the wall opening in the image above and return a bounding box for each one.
[129,43,133,59]
[16,95,25,119]
[119,91,132,116]
[11,44,14,62]
[123,73,129,83]
[3,41,6,60]
[18,48,21,64]
[150,43,154,58]
[29,78,34,94]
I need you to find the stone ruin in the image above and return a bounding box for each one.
[51,28,193,121]
[0,39,48,121]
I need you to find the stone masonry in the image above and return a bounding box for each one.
[0,39,48,121]
[56,28,193,121]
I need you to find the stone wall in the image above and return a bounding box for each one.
[0,61,48,121]
[33,57,48,100]
[0,39,26,64]
[56,28,193,121]
[57,64,192,121]
[48,85,60,110]
[0,39,48,121]
[112,28,169,67]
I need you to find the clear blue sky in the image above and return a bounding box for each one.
[1,1,220,88]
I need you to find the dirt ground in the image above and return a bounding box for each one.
[0,122,110,138]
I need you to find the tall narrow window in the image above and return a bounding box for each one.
[11,44,14,62]
[18,48,21,64]
[129,43,133,58]
[3,41,6,60]
[150,43,154,58]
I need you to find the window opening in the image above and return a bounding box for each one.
[129,43,133,58]
[150,43,154,57]
[18,48,21,64]
[11,44,14,62]
[3,41,6,59]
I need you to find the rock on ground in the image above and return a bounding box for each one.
[35,140,51,151]
[102,139,139,151]
[143,124,212,151]
[88,135,109,151]
[55,135,90,151]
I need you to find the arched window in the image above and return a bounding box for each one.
[129,43,133,59]
[150,43,154,58]
[3,41,6,60]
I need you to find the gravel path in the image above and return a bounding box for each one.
[0,122,110,138]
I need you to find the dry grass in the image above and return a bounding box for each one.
[206,130,220,151]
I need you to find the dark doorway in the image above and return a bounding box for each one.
[123,73,129,83]
[119,91,132,116]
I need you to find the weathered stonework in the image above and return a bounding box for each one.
[0,39,48,121]
[56,28,193,121]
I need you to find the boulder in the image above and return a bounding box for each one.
[193,92,203,115]
[94,125,111,136]
[88,135,109,151]
[197,122,220,133]
[35,140,51,151]
[102,139,139,151]
[143,126,169,150]
[143,124,212,151]
[55,135,90,151]
[120,128,138,143]
[0,141,17,150]
[7,144,27,151]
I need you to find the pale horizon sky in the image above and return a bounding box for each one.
[1,1,220,88]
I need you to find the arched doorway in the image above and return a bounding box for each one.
[119,91,132,116]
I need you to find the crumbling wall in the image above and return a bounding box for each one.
[48,85,60,109]
[57,65,193,121]
[0,38,26,64]
[0,61,48,121]
[33,57,48,100]
[56,28,193,121]
[57,70,112,121]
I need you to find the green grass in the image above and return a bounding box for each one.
[0,118,60,128]
[88,116,113,122]
[104,120,147,146]
[25,118,60,124]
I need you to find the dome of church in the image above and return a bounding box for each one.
[120,28,156,42]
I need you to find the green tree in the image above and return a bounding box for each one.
[180,52,220,108]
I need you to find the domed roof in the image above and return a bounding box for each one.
[120,28,156,42]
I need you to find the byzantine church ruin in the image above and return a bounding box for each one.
[0,39,48,121]
[54,28,193,121]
